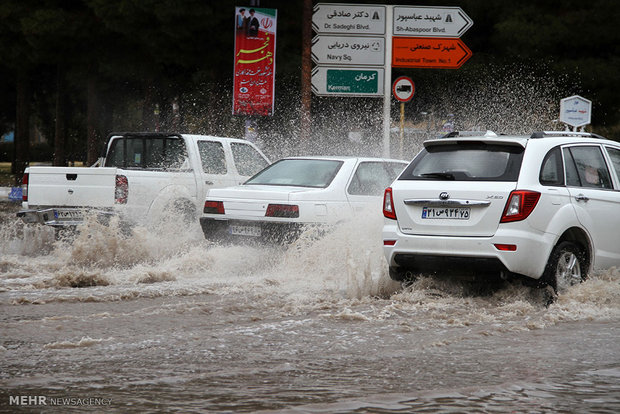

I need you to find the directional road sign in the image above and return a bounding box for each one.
[392,37,472,69]
[560,95,592,127]
[311,35,385,66]
[393,6,473,38]
[312,3,386,35]
[311,66,384,97]
[392,76,415,102]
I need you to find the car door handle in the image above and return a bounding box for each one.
[205,181,214,185]
[575,194,589,202]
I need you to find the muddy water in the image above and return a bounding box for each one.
[1,202,619,413]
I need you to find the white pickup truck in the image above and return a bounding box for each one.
[17,132,270,228]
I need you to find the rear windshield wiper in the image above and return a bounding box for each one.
[419,172,455,180]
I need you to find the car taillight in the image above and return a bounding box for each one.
[115,175,128,204]
[500,190,540,223]
[204,201,225,214]
[494,243,517,251]
[265,204,299,218]
[21,172,29,202]
[383,187,396,220]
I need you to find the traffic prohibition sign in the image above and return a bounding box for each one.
[392,76,415,102]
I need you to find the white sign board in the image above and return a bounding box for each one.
[560,95,592,127]
[311,66,385,97]
[311,35,385,66]
[393,6,473,37]
[312,3,386,35]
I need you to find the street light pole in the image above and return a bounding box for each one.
[300,0,312,152]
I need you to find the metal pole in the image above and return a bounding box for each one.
[382,6,393,158]
[300,0,312,152]
[399,102,404,158]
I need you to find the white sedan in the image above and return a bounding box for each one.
[200,156,408,243]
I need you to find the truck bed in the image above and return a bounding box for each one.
[26,166,117,208]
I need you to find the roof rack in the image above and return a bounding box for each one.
[530,131,605,139]
[441,130,498,138]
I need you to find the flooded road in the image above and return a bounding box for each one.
[1,201,619,412]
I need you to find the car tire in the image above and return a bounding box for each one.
[541,241,587,294]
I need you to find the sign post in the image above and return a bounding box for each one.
[382,6,393,158]
[560,95,592,131]
[392,76,414,158]
[311,3,473,158]
[311,3,387,97]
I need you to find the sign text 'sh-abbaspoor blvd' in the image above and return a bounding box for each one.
[392,6,473,38]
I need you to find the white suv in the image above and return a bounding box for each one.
[382,131,620,293]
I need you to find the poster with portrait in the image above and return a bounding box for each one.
[233,7,277,116]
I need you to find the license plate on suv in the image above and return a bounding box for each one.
[229,224,262,237]
[422,207,470,220]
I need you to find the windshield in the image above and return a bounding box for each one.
[246,159,343,188]
[399,142,524,181]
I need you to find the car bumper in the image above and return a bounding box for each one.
[200,217,313,244]
[17,207,115,227]
[382,221,556,280]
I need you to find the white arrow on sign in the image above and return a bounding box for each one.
[312,35,385,66]
[312,3,386,35]
[393,6,473,38]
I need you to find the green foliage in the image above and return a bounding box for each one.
[0,0,619,162]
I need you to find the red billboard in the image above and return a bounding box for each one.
[233,7,277,116]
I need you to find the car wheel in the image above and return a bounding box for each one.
[541,241,587,294]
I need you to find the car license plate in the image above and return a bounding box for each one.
[54,209,83,220]
[422,207,470,220]
[229,224,262,237]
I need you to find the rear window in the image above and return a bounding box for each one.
[105,136,188,170]
[399,142,524,181]
[246,159,343,188]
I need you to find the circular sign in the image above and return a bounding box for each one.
[392,76,415,102]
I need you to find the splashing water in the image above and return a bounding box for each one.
[0,66,615,333]
[1,199,619,333]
